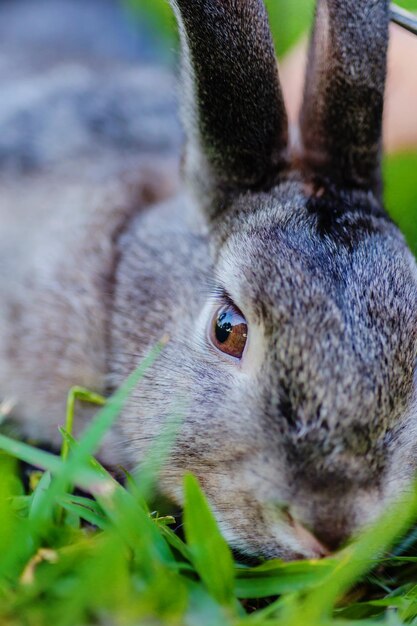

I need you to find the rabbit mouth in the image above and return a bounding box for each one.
[218,506,332,561]
[287,515,330,558]
[227,524,330,562]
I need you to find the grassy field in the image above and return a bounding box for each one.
[1,2,417,625]
[2,342,417,625]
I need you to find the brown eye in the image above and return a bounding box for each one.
[210,304,248,359]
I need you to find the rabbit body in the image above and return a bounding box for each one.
[0,0,181,446]
[1,0,417,559]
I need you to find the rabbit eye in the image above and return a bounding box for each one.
[210,304,248,359]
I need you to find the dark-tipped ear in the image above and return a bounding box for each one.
[299,0,389,197]
[170,0,288,214]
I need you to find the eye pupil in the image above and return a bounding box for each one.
[215,318,232,344]
[210,304,248,359]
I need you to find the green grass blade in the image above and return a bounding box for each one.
[183,473,235,608]
[235,559,337,599]
[28,471,51,522]
[29,339,166,530]
[61,337,167,469]
[0,435,109,494]
[57,497,109,530]
[61,387,106,461]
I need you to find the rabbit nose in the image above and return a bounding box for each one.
[286,507,351,555]
[309,523,349,552]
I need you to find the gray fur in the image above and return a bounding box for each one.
[1,0,417,559]
[299,0,389,196]
[171,0,288,213]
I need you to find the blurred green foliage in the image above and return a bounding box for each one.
[127,0,314,56]
[266,0,314,55]
[385,153,417,255]
[128,0,417,56]
[399,0,417,9]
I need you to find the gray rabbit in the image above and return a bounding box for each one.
[1,0,417,560]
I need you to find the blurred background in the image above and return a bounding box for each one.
[1,0,417,254]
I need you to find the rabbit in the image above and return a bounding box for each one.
[1,0,417,561]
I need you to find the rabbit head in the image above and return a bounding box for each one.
[110,0,417,559]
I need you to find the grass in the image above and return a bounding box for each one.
[1,341,417,625]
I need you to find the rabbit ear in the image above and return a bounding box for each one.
[171,0,288,215]
[299,0,389,197]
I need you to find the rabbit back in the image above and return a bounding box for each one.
[0,0,181,444]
